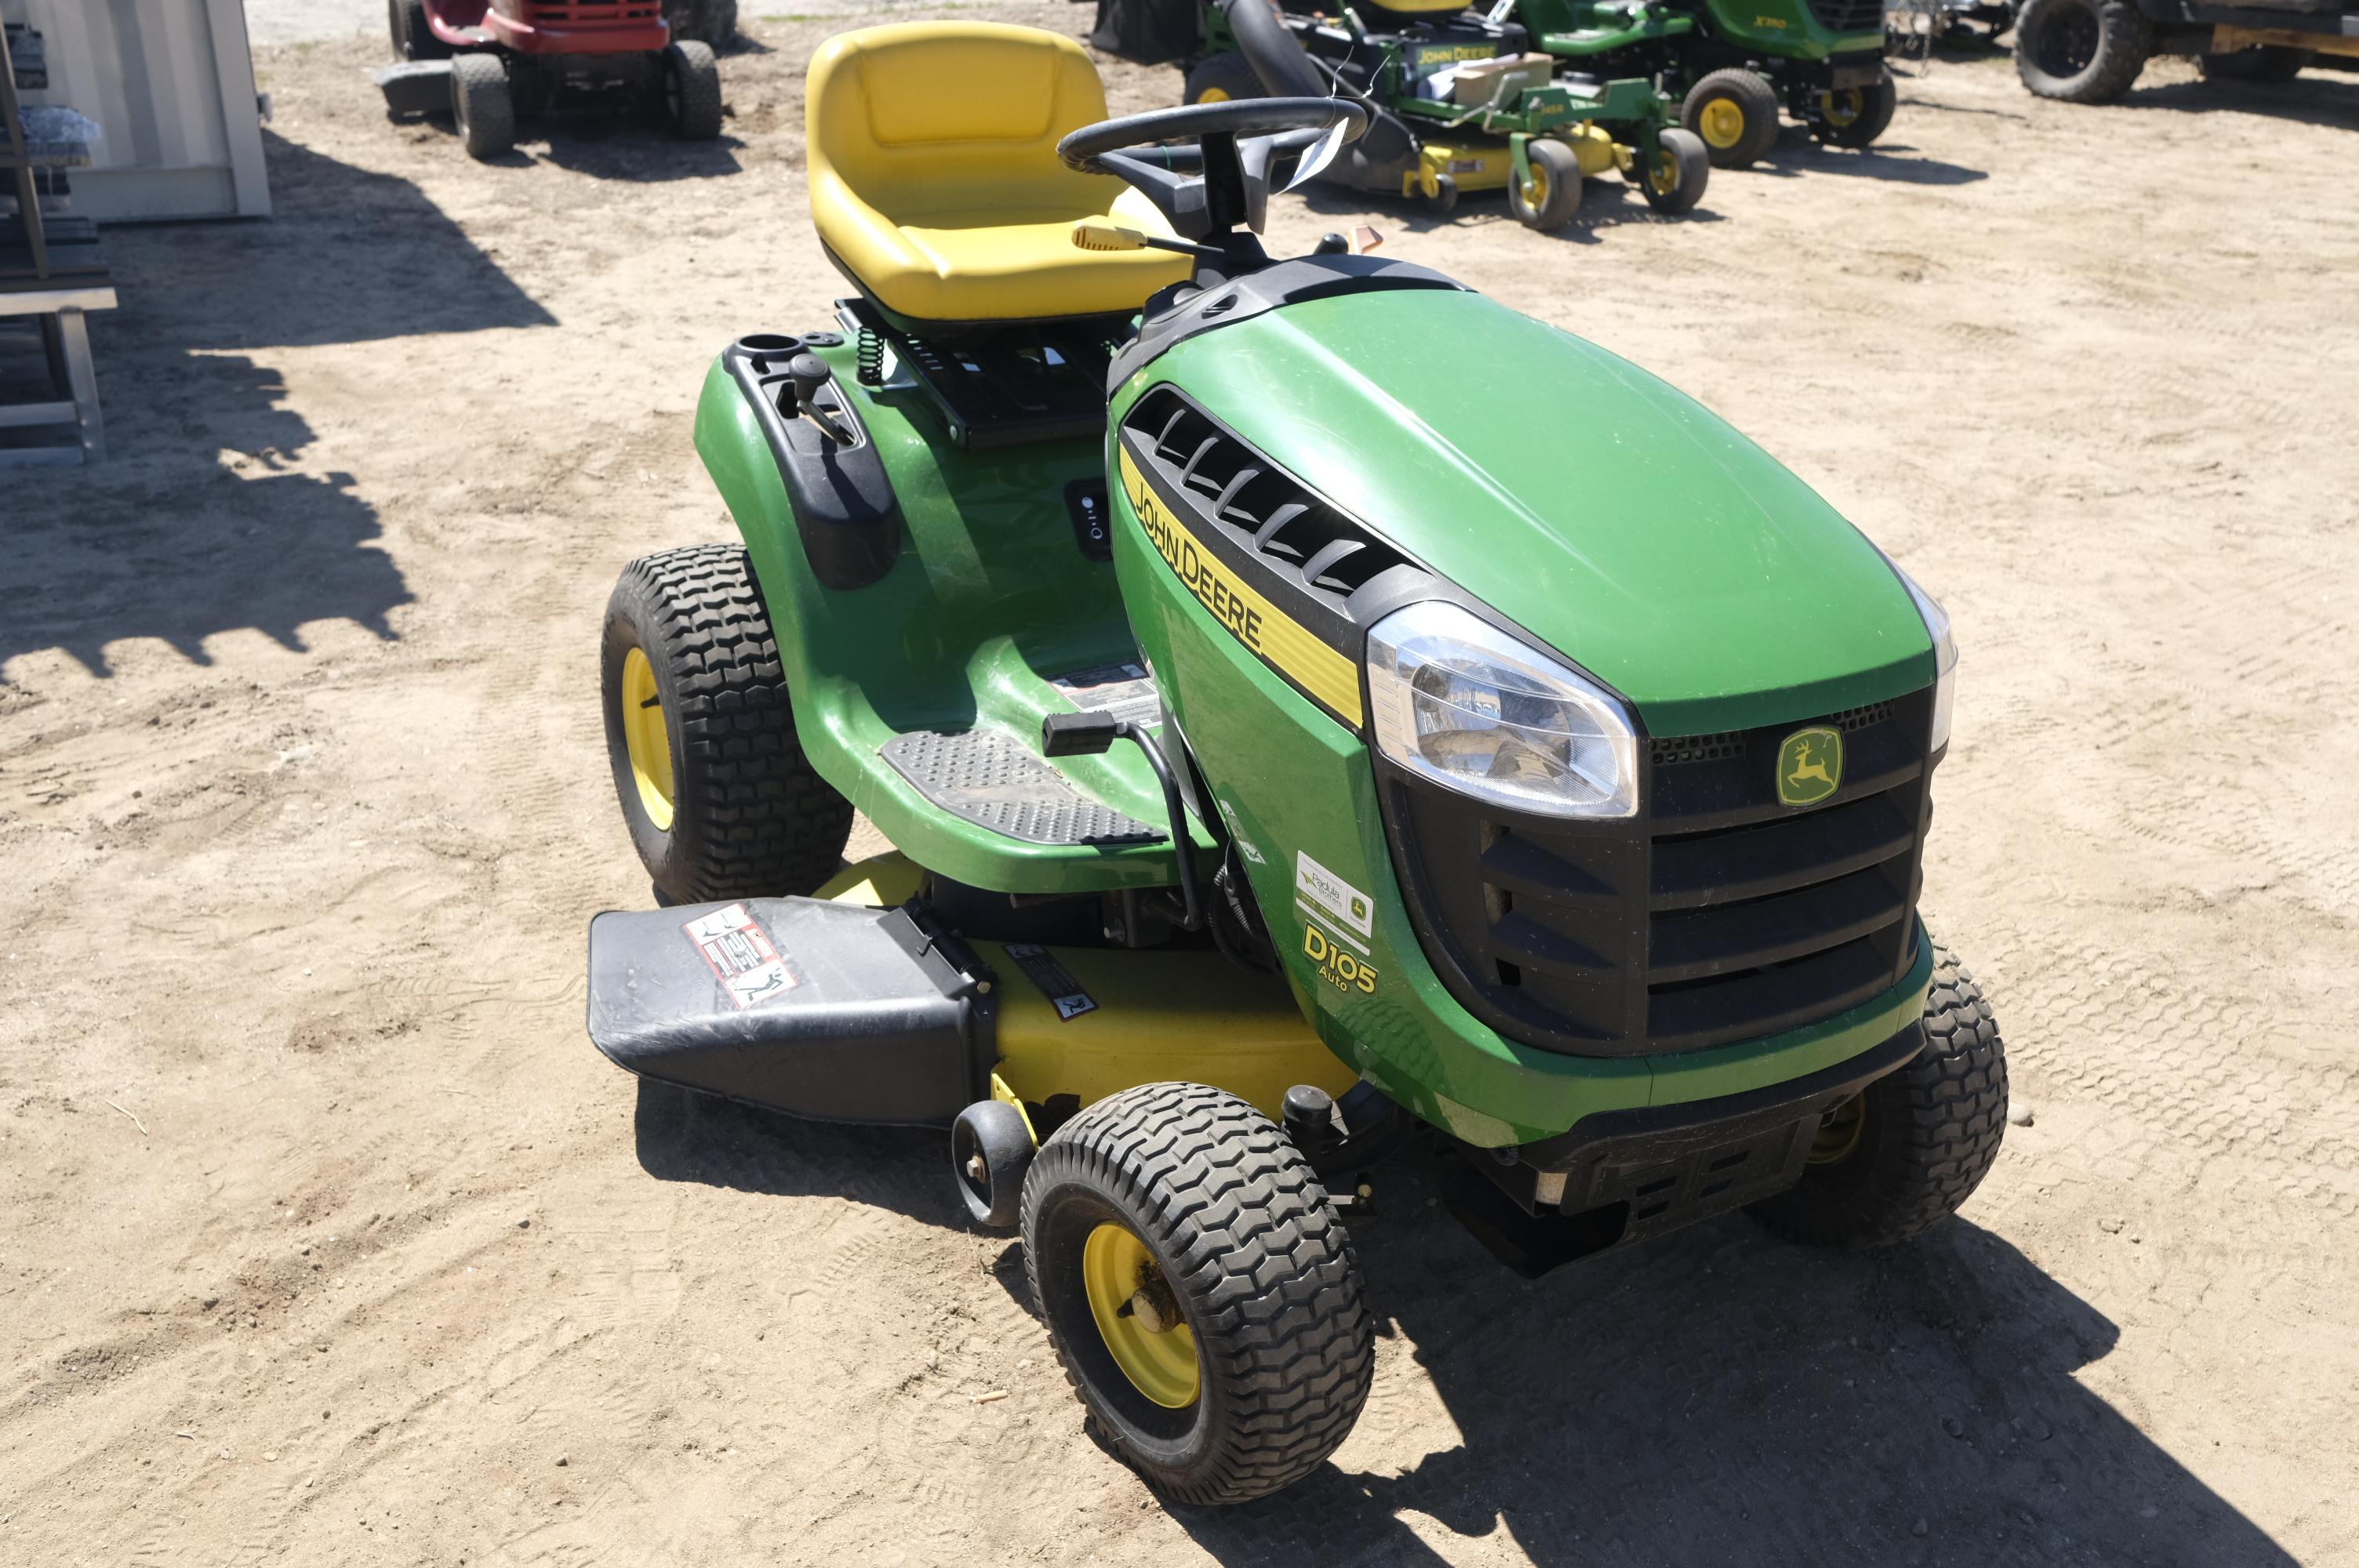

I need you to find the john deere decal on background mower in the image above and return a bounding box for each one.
[583,21,2007,1504]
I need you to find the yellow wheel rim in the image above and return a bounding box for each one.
[1819,89,1863,128]
[1808,1094,1866,1165]
[1523,161,1550,209]
[1697,97,1747,150]
[1195,85,1232,103]
[1081,1223,1200,1409]
[620,645,676,833]
[1650,149,1680,194]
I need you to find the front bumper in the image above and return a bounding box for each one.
[1442,1014,1925,1275]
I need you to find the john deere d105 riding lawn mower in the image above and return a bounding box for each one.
[586,21,2007,1503]
[1172,0,1710,226]
[377,0,722,160]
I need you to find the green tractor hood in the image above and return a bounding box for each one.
[1145,288,1933,735]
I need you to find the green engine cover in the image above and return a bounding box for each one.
[1104,285,1934,1142]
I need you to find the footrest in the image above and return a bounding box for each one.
[587,899,995,1127]
[880,728,1166,848]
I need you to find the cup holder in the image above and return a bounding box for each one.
[736,332,803,372]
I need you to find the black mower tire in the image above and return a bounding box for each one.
[1422,172,1459,216]
[1745,942,2009,1248]
[663,0,739,46]
[1634,127,1710,215]
[1021,1083,1373,1504]
[663,40,724,140]
[1682,67,1782,169]
[954,1099,1035,1229]
[1183,52,1263,104]
[1808,65,1899,148]
[1507,137,1583,231]
[389,0,449,60]
[2197,44,2311,82]
[450,53,514,160]
[601,544,853,905]
[2014,0,2151,103]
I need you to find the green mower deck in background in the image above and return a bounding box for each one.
[584,20,2007,1507]
[1180,0,1711,225]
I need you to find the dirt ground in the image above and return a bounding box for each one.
[4,9,2356,1565]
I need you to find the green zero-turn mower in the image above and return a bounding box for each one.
[1179,0,1710,227]
[587,21,2008,1504]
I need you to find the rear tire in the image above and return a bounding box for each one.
[601,544,853,904]
[2197,45,2311,82]
[1183,52,1263,104]
[663,39,724,140]
[662,0,738,45]
[1745,942,2009,1247]
[1808,65,1898,148]
[2014,0,2151,103]
[1507,137,1583,231]
[1682,67,1782,169]
[1022,1083,1372,1504]
[1634,127,1710,215]
[388,0,449,60]
[450,53,514,160]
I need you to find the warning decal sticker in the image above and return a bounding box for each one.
[683,903,799,1011]
[1005,942,1098,1022]
[1295,851,1375,941]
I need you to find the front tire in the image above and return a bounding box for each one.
[450,53,514,160]
[662,0,738,45]
[601,544,853,904]
[1183,52,1262,104]
[2014,0,2152,103]
[1507,138,1583,231]
[1808,65,1899,148]
[1683,67,1782,169]
[1746,942,2009,1247]
[389,0,449,60]
[1022,1083,1373,1504]
[1633,127,1710,215]
[663,39,724,140]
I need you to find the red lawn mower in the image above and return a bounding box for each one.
[383,0,723,160]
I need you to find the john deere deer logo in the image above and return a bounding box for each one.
[1777,726,1842,807]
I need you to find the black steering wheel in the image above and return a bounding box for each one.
[1056,97,1369,242]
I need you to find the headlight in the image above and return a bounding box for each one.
[1893,567,1958,753]
[1365,602,1637,818]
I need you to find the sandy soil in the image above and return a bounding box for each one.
[5,11,2356,1565]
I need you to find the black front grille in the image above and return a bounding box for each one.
[1804,0,1885,32]
[1379,689,1935,1057]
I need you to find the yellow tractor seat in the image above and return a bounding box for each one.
[805,24,1194,326]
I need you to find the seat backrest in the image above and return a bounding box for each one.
[808,24,1126,223]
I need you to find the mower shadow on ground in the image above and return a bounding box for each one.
[1749,137,1991,186]
[1161,1156,2295,1567]
[629,1076,969,1229]
[1295,186,1726,247]
[530,125,747,183]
